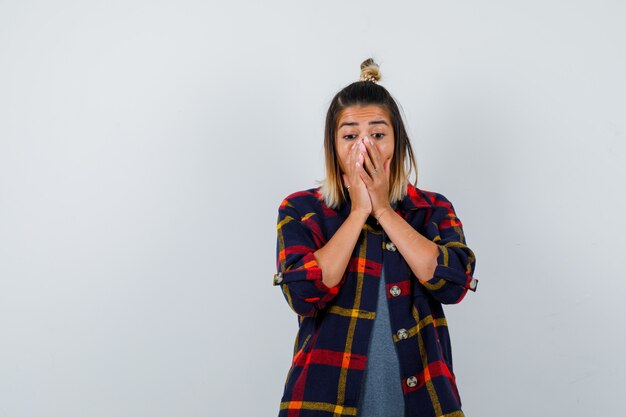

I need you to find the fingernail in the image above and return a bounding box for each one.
[364,136,370,144]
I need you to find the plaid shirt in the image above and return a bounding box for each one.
[273,184,478,417]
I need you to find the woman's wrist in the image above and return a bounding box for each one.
[350,209,370,219]
[349,208,370,224]
[374,206,392,222]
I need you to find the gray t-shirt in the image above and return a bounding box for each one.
[357,265,406,417]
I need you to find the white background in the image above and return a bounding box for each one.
[1,1,625,416]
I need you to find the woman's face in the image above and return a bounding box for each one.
[335,105,395,176]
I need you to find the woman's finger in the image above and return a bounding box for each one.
[384,158,391,180]
[356,150,365,170]
[361,141,377,177]
[356,151,367,173]
[363,136,382,173]
[357,151,373,186]
[352,141,364,178]
[358,166,373,186]
[347,141,359,178]
[347,141,361,183]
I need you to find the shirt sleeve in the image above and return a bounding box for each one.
[419,194,478,304]
[272,197,344,317]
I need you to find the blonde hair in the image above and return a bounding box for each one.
[316,58,419,209]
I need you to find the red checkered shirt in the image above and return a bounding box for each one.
[273,184,478,417]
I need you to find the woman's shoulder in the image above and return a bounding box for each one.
[404,183,457,211]
[281,186,322,202]
[405,184,464,216]
[278,186,325,213]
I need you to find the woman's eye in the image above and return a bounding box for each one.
[343,134,358,140]
[371,133,385,139]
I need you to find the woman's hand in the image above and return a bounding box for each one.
[342,140,372,217]
[358,136,392,219]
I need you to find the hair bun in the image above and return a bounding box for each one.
[359,58,381,83]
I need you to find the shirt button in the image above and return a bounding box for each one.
[273,272,283,285]
[389,285,401,297]
[396,328,408,340]
[406,376,418,387]
[469,278,478,290]
[385,242,397,252]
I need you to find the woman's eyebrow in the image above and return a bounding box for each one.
[338,120,389,128]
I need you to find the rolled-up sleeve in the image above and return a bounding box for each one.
[273,198,342,317]
[420,194,478,304]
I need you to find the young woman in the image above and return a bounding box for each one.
[273,59,478,417]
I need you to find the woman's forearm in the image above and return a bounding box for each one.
[376,209,439,282]
[313,210,369,288]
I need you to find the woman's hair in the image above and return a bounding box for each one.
[317,58,419,209]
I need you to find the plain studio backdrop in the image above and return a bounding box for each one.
[1,1,625,416]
